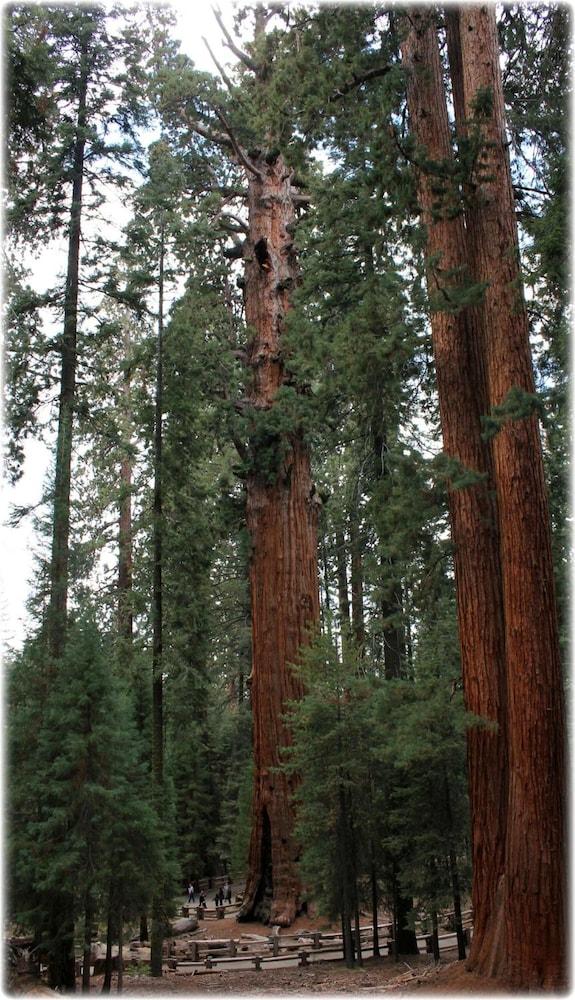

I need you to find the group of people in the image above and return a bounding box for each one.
[187,879,233,908]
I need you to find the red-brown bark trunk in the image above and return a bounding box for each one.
[238,153,319,926]
[455,7,566,987]
[401,7,508,973]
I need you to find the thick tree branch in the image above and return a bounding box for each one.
[182,111,234,150]
[219,212,249,234]
[212,7,260,75]
[222,242,245,260]
[202,35,235,92]
[331,64,393,101]
[213,106,264,180]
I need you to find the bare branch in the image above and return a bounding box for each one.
[212,6,260,74]
[202,35,235,92]
[185,115,234,150]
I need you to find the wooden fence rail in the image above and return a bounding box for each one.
[164,916,474,972]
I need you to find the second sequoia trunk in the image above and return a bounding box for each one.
[401,7,507,977]
[238,153,320,926]
[454,7,566,987]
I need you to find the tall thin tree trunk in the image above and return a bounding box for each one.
[372,422,405,679]
[101,903,114,993]
[348,506,365,650]
[116,324,142,968]
[395,883,418,955]
[338,783,355,968]
[455,8,566,987]
[370,859,380,958]
[442,769,465,960]
[335,526,351,647]
[116,912,123,994]
[353,898,363,967]
[431,910,440,963]
[118,325,133,652]
[448,847,466,961]
[238,153,319,927]
[321,536,333,639]
[347,802,363,967]
[81,893,93,993]
[47,45,88,662]
[45,44,90,995]
[150,220,165,976]
[401,9,508,977]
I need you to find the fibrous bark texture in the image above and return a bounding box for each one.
[403,6,566,989]
[455,7,566,988]
[401,6,508,976]
[238,153,320,927]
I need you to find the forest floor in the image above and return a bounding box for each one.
[84,957,514,995]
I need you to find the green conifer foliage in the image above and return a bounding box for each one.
[7,612,160,988]
[282,636,376,962]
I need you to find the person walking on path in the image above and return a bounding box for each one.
[187,882,195,903]
[224,880,232,904]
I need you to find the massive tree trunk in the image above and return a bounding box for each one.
[453,7,566,987]
[401,8,508,976]
[238,153,319,926]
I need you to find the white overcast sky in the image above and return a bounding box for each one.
[1,1,256,650]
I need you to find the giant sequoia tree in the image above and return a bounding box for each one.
[223,10,320,926]
[400,5,507,978]
[239,148,320,925]
[166,8,320,924]
[402,6,565,988]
